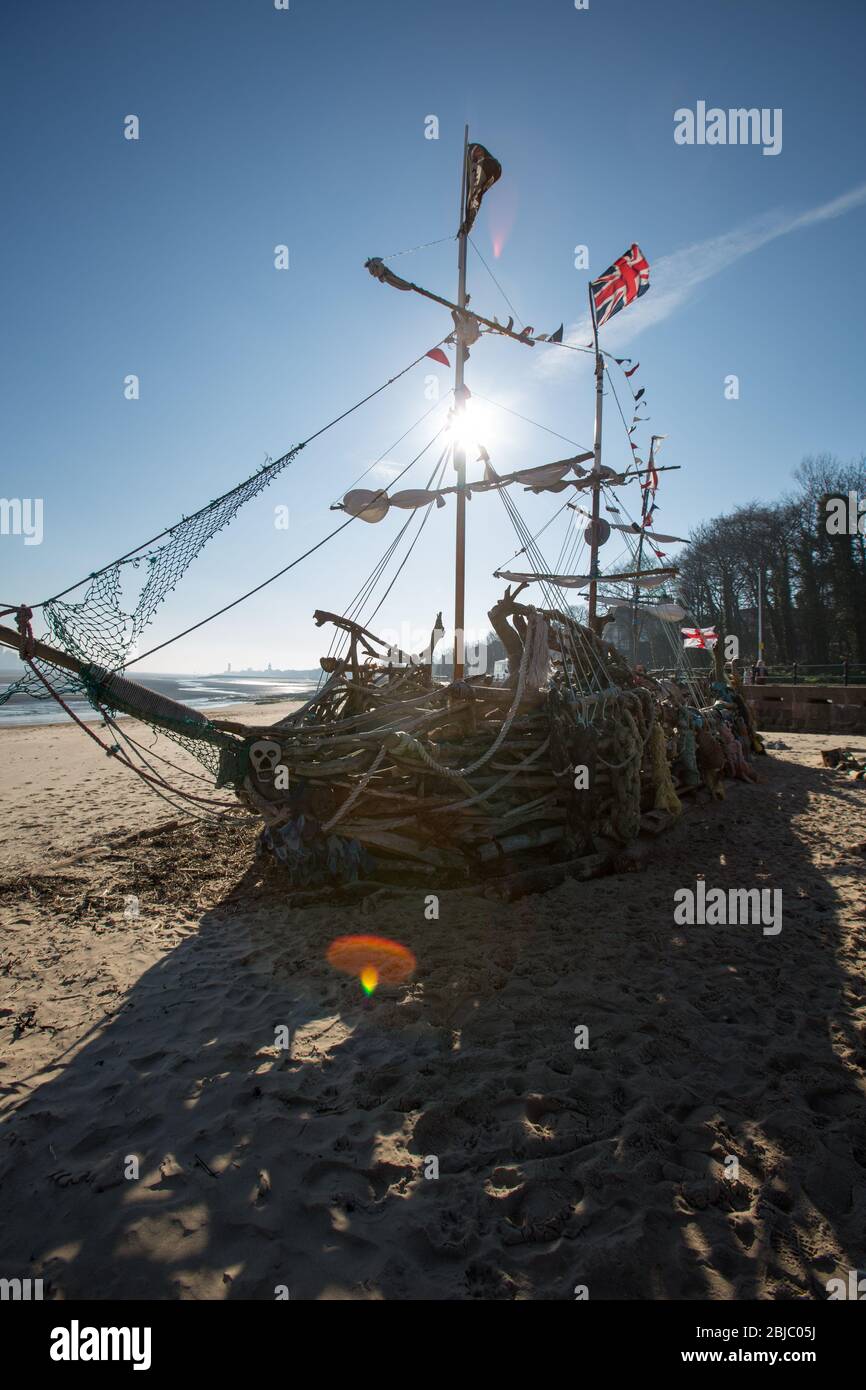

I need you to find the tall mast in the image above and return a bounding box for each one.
[586,287,605,627]
[630,437,654,662]
[452,125,470,679]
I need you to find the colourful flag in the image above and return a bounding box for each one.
[682,627,718,650]
[589,244,650,329]
[426,347,450,367]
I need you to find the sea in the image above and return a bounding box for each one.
[0,670,321,729]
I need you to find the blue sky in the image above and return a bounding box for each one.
[2,0,864,672]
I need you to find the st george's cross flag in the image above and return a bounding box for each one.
[589,244,650,329]
[681,627,719,650]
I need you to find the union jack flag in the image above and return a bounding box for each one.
[681,627,718,650]
[590,244,650,329]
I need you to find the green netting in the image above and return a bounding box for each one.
[0,443,305,783]
[47,442,306,667]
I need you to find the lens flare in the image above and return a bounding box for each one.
[326,935,416,995]
[488,177,518,259]
[446,399,497,460]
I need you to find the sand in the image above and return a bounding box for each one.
[1,718,865,1300]
[0,701,300,874]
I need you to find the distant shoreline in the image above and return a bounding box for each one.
[0,670,318,730]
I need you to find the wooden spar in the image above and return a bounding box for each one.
[453,125,469,680]
[0,623,249,739]
[364,264,536,349]
[590,566,678,583]
[587,284,604,626]
[493,566,678,586]
[0,622,85,679]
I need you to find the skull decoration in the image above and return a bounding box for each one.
[249,739,283,779]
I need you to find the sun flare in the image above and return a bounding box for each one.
[446,398,497,463]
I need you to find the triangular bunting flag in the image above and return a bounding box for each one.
[624,363,640,377]
[426,347,450,367]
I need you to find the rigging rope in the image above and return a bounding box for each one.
[471,392,591,453]
[126,424,451,672]
[468,237,525,329]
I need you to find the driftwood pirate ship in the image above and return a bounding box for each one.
[0,131,764,894]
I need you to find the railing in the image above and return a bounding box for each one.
[759,662,866,687]
[647,662,866,687]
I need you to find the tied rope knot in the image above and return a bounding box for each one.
[16,605,35,660]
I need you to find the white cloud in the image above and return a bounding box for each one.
[368,459,402,480]
[537,181,866,377]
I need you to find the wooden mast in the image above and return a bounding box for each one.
[630,435,654,662]
[587,285,604,627]
[452,125,470,679]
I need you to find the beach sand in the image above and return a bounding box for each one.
[1,721,865,1300]
[0,701,301,875]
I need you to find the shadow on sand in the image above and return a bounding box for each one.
[1,753,865,1299]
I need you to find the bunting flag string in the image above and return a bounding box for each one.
[535,323,564,343]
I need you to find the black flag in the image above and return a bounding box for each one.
[460,143,502,235]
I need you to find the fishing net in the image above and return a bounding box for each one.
[0,444,306,782]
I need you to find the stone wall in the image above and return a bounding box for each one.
[744,684,866,735]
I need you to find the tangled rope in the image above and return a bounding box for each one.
[321,746,389,832]
[386,612,546,782]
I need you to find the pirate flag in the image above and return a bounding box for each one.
[460,143,502,236]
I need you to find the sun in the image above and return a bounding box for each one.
[446,398,497,464]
